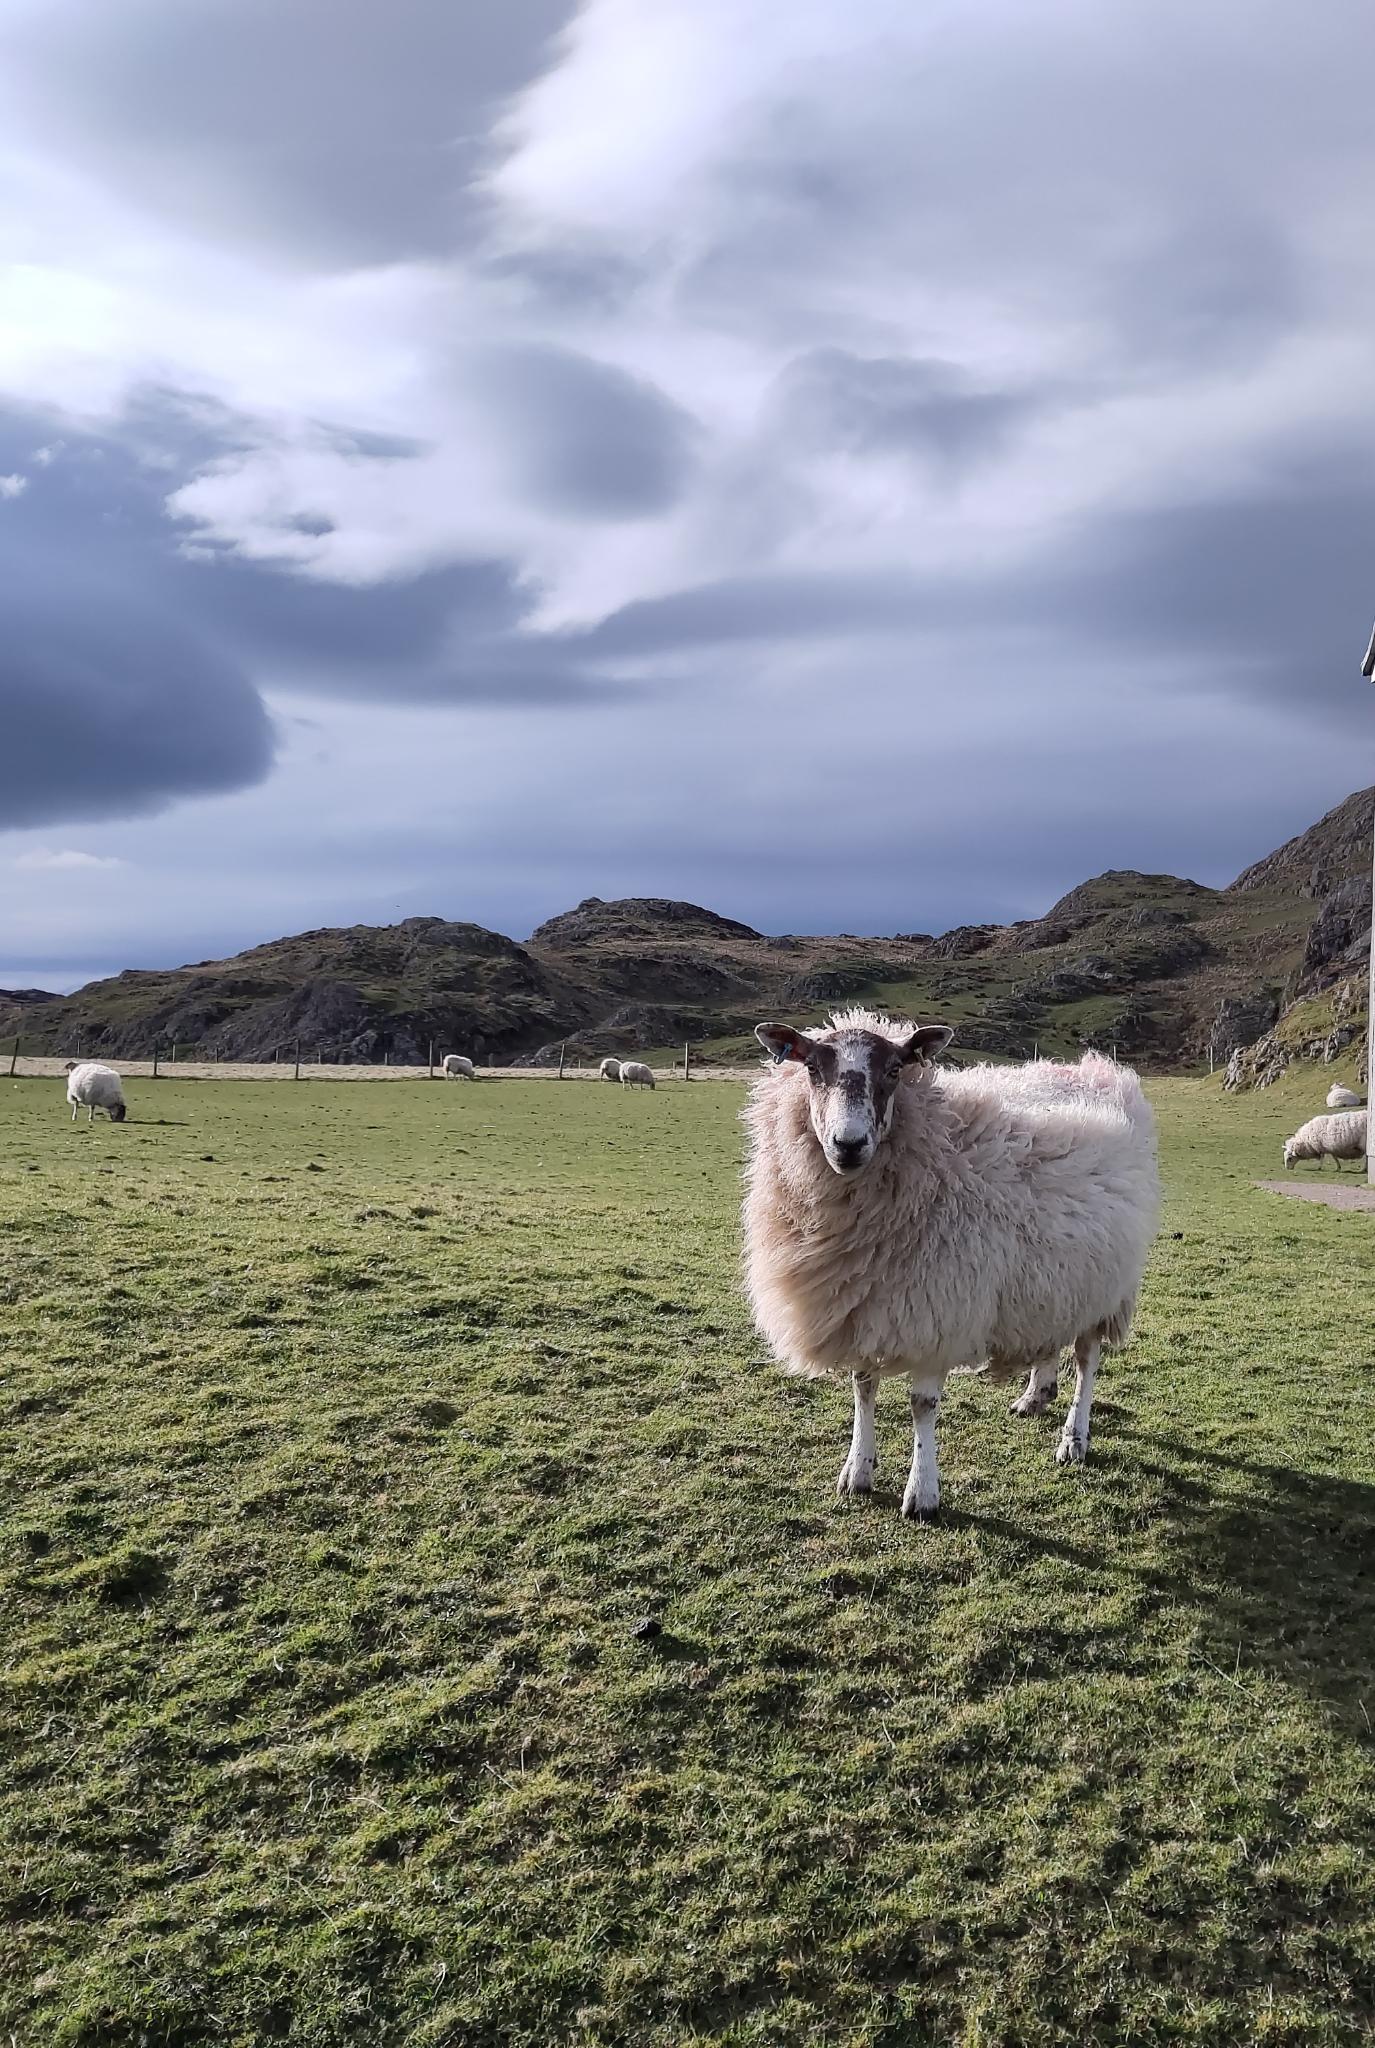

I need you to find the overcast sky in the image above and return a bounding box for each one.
[2,0,1373,990]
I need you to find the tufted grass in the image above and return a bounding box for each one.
[2,1067,1375,2045]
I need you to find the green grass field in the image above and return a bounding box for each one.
[4,1069,1375,2046]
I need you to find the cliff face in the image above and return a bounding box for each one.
[1229,787,1374,901]
[1222,788,1371,1092]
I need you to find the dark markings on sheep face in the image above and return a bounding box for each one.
[754,1019,954,1178]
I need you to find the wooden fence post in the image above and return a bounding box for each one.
[293,1042,301,1080]
[152,1046,160,1079]
[557,1042,567,1080]
[8,1036,18,1078]
[683,1040,691,1082]
[428,1039,435,1080]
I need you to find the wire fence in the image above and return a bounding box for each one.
[7,1037,743,1083]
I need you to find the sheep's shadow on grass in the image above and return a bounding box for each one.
[1111,1422,1375,1732]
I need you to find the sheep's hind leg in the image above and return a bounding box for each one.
[901,1374,944,1521]
[1010,1354,1060,1418]
[837,1372,878,1497]
[1056,1334,1100,1467]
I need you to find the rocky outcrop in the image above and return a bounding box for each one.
[931,925,998,959]
[1208,992,1280,1067]
[1300,875,1371,989]
[1224,976,1367,1091]
[1230,786,1373,898]
[531,896,760,948]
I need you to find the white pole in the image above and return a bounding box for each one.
[1363,625,1375,1184]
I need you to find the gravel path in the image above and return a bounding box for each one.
[1256,1178,1375,1212]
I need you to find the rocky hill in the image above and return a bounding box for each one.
[3,793,1369,1074]
[1221,787,1372,1089]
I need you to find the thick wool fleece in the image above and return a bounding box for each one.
[1284,1110,1367,1165]
[743,1023,1159,1384]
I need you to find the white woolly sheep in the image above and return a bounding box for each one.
[441,1054,476,1080]
[1326,1083,1363,1110]
[743,1011,1160,1520]
[598,1058,622,1082]
[619,1061,655,1090]
[1283,1110,1367,1169]
[64,1060,126,1124]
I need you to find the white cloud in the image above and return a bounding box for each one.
[0,472,27,497]
[13,847,126,871]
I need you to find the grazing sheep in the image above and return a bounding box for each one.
[1326,1083,1364,1110]
[64,1060,126,1124]
[743,1011,1159,1519]
[441,1054,476,1080]
[620,1061,655,1090]
[1283,1110,1367,1170]
[598,1058,622,1082]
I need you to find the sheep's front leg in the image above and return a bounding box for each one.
[88,1104,95,1124]
[1010,1354,1060,1418]
[836,1372,878,1497]
[901,1374,944,1521]
[1056,1334,1100,1467]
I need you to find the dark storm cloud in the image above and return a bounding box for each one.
[464,345,702,519]
[0,401,275,827]
[0,591,273,830]
[1,0,575,265]
[0,393,631,827]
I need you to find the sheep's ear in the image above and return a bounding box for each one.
[756,1022,814,1065]
[900,1024,954,1065]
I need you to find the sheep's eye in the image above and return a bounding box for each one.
[885,1061,902,1084]
[805,1057,824,1080]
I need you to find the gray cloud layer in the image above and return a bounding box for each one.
[2,0,1374,974]
[2,0,574,265]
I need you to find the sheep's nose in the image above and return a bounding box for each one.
[832,1137,867,1169]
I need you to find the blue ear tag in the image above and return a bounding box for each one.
[773,1045,788,1064]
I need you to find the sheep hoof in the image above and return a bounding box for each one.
[836,1459,875,1497]
[1055,1433,1087,1467]
[900,1490,940,1522]
[1010,1390,1053,1418]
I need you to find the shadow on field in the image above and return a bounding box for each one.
[1116,1424,1375,1731]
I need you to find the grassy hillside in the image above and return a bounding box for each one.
[3,1063,1375,2044]
[4,787,1370,1074]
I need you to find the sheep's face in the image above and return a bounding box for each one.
[1282,1139,1296,1168]
[109,1103,127,1123]
[756,1021,954,1177]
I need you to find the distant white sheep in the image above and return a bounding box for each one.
[441,1054,476,1080]
[64,1060,126,1124]
[743,1012,1159,1518]
[620,1061,655,1090]
[1283,1110,1367,1170]
[1326,1083,1364,1110]
[598,1058,622,1082]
